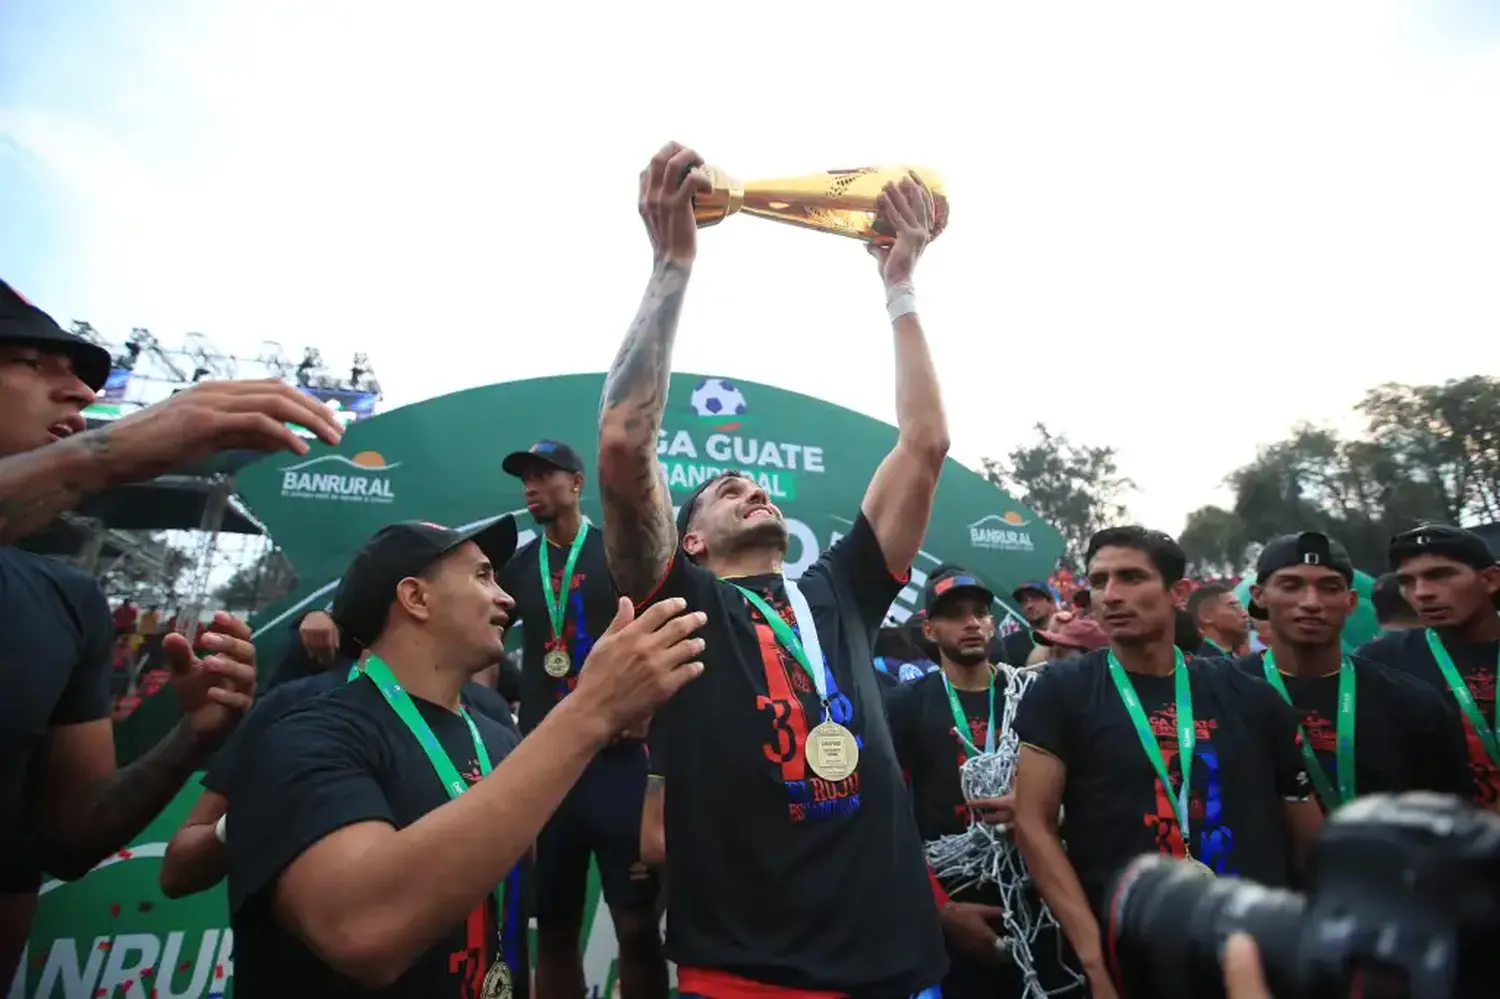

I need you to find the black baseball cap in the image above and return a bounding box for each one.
[924,567,996,615]
[331,515,518,652]
[502,440,585,477]
[0,280,111,392]
[1388,524,1495,572]
[1011,580,1053,602]
[1256,531,1355,584]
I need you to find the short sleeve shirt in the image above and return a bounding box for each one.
[1012,650,1311,914]
[224,678,523,998]
[637,513,947,995]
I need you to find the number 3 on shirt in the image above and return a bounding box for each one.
[757,696,797,763]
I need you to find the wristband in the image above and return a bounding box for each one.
[214,814,227,844]
[886,281,917,323]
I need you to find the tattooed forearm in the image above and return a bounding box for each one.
[0,431,115,545]
[45,721,203,878]
[597,260,691,597]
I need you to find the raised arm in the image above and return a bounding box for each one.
[859,175,951,577]
[598,143,710,598]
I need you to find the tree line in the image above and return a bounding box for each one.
[983,375,1500,576]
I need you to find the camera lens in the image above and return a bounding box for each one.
[1105,855,1306,999]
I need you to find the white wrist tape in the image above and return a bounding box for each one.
[214,814,227,844]
[886,281,917,323]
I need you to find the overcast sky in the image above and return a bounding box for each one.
[3,0,1498,536]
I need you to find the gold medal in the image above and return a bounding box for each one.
[805,720,859,781]
[1183,856,1215,878]
[480,958,513,999]
[543,648,572,678]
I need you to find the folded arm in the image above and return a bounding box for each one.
[597,260,690,598]
[860,310,950,576]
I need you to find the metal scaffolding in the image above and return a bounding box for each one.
[64,322,381,621]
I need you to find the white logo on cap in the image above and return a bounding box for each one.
[1303,553,1321,565]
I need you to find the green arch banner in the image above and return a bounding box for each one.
[238,372,1065,657]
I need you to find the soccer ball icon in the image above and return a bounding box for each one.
[689,377,748,417]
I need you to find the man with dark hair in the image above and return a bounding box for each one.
[1011,526,1319,999]
[1370,572,1421,631]
[996,580,1058,665]
[598,143,978,998]
[0,279,340,981]
[221,519,706,996]
[886,567,1072,999]
[1229,532,1468,813]
[1357,525,1500,811]
[1186,581,1251,656]
[498,439,666,999]
[160,517,522,904]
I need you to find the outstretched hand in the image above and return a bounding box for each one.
[575,597,707,733]
[164,611,257,748]
[98,379,344,487]
[640,142,711,266]
[868,171,938,288]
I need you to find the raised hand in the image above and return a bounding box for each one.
[640,142,712,266]
[868,170,938,289]
[164,611,258,748]
[573,597,706,732]
[94,378,344,487]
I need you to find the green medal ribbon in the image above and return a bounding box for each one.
[940,670,996,756]
[1425,628,1500,768]
[733,584,830,706]
[1260,651,1356,807]
[1106,649,1196,849]
[358,657,505,942]
[540,523,589,650]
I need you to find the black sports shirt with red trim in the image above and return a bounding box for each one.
[638,513,947,995]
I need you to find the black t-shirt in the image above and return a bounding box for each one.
[639,513,946,995]
[224,677,525,998]
[0,547,113,890]
[887,671,1004,841]
[1357,628,1500,809]
[1225,653,1470,808]
[1012,650,1311,914]
[203,672,518,794]
[996,628,1034,667]
[499,526,617,734]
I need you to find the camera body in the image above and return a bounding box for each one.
[1105,792,1500,999]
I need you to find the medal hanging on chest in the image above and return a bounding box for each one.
[733,580,859,782]
[539,525,589,679]
[480,958,513,999]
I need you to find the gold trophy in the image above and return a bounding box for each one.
[693,165,948,245]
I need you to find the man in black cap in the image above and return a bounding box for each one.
[1230,532,1469,814]
[886,567,1072,999]
[160,517,522,903]
[222,518,706,998]
[0,280,339,981]
[995,579,1057,666]
[1357,524,1500,811]
[499,440,666,999]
